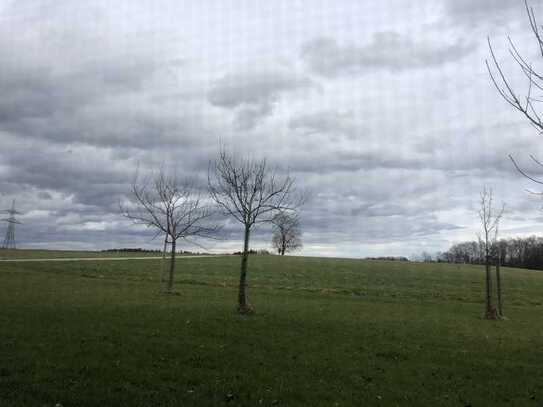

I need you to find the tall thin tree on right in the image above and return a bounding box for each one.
[478,187,505,320]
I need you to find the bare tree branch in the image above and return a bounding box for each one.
[488,1,543,191]
[208,149,302,313]
[509,154,543,185]
[121,166,219,293]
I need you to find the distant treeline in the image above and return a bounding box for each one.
[102,248,161,253]
[103,248,274,256]
[365,256,409,262]
[102,248,206,255]
[231,249,272,256]
[441,236,543,270]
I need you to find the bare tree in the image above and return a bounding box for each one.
[122,167,218,293]
[487,0,543,185]
[421,251,434,263]
[271,211,302,255]
[478,187,505,320]
[208,150,301,314]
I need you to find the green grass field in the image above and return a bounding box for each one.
[1,254,542,406]
[0,248,182,260]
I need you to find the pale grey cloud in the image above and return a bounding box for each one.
[289,110,360,140]
[444,0,521,24]
[302,32,475,77]
[208,70,316,129]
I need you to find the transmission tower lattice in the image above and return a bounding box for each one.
[2,200,22,249]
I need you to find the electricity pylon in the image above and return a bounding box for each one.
[1,200,22,249]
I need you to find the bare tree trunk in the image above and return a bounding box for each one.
[209,150,300,312]
[238,226,252,313]
[496,247,503,318]
[485,253,497,319]
[161,235,168,292]
[167,238,176,293]
[281,242,285,256]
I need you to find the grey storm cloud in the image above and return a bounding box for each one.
[0,1,212,151]
[289,110,360,140]
[301,32,475,77]
[208,70,316,129]
[0,0,541,258]
[302,201,462,245]
[0,56,205,149]
[441,0,536,42]
[444,0,521,23]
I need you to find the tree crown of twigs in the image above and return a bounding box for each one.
[478,187,505,248]
[122,167,219,242]
[208,150,302,228]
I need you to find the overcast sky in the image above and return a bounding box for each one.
[1,0,543,258]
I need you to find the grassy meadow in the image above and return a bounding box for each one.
[0,249,173,260]
[0,254,542,406]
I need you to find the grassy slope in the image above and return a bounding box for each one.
[0,249,201,259]
[0,256,542,406]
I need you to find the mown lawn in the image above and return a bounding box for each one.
[0,255,542,406]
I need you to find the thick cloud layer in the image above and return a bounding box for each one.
[1,0,542,258]
[301,33,474,76]
[208,69,315,129]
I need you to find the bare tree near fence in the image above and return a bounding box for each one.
[208,150,301,314]
[122,167,219,293]
[478,187,505,320]
[271,211,302,256]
